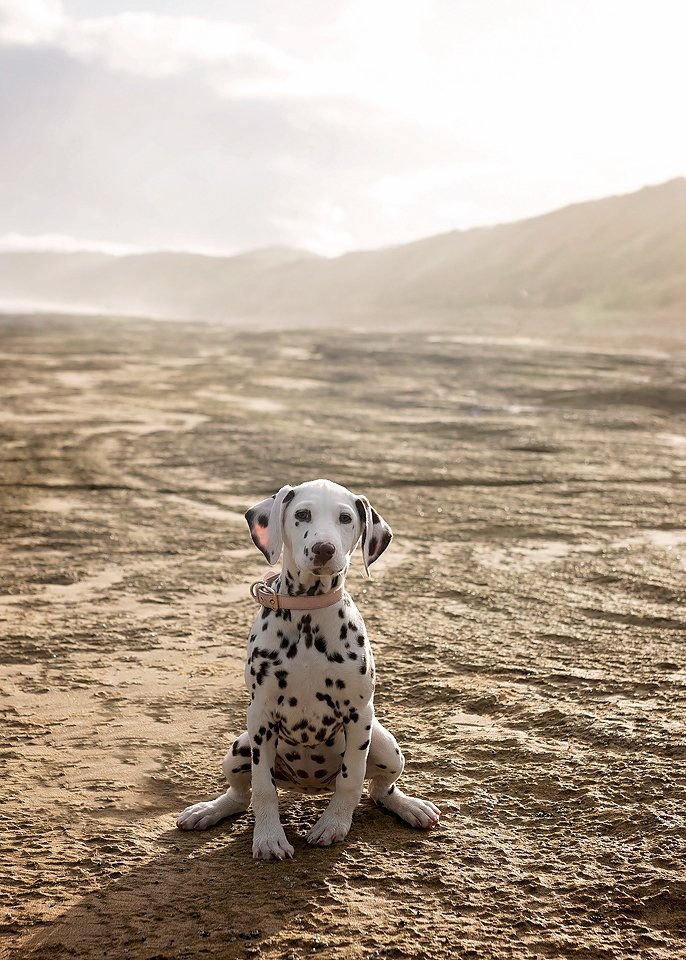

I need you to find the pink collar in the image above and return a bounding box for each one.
[250,573,344,611]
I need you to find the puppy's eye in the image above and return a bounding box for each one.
[294,509,311,522]
[339,513,353,525]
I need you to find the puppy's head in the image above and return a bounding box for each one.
[245,479,392,577]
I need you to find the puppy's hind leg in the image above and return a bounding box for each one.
[366,720,440,829]
[177,731,252,831]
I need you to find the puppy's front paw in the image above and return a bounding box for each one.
[252,827,294,860]
[177,801,223,831]
[177,793,249,831]
[306,812,352,846]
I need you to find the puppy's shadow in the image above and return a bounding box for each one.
[23,797,381,959]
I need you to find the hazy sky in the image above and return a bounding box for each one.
[1,0,685,256]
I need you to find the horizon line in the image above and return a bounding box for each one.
[0,175,683,262]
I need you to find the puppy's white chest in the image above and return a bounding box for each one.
[246,599,374,747]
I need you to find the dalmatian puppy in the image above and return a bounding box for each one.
[177,478,440,859]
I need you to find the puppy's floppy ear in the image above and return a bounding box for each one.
[245,485,295,564]
[354,495,393,578]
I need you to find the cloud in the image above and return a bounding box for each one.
[0,0,309,95]
[69,14,251,79]
[0,0,439,117]
[0,0,64,44]
[0,231,142,255]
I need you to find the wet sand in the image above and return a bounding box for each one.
[1,314,685,959]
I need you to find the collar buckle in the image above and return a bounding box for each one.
[250,579,280,610]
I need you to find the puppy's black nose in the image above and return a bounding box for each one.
[311,541,335,562]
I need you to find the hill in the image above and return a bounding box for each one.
[0,179,684,320]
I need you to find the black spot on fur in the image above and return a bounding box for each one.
[335,679,345,689]
[238,746,251,758]
[311,754,326,764]
[257,513,269,527]
[340,625,347,640]
[359,740,369,750]
[256,662,269,685]
[288,696,298,707]
[283,489,295,505]
[314,769,327,779]
[252,747,260,764]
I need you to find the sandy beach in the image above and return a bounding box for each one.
[1,313,685,959]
